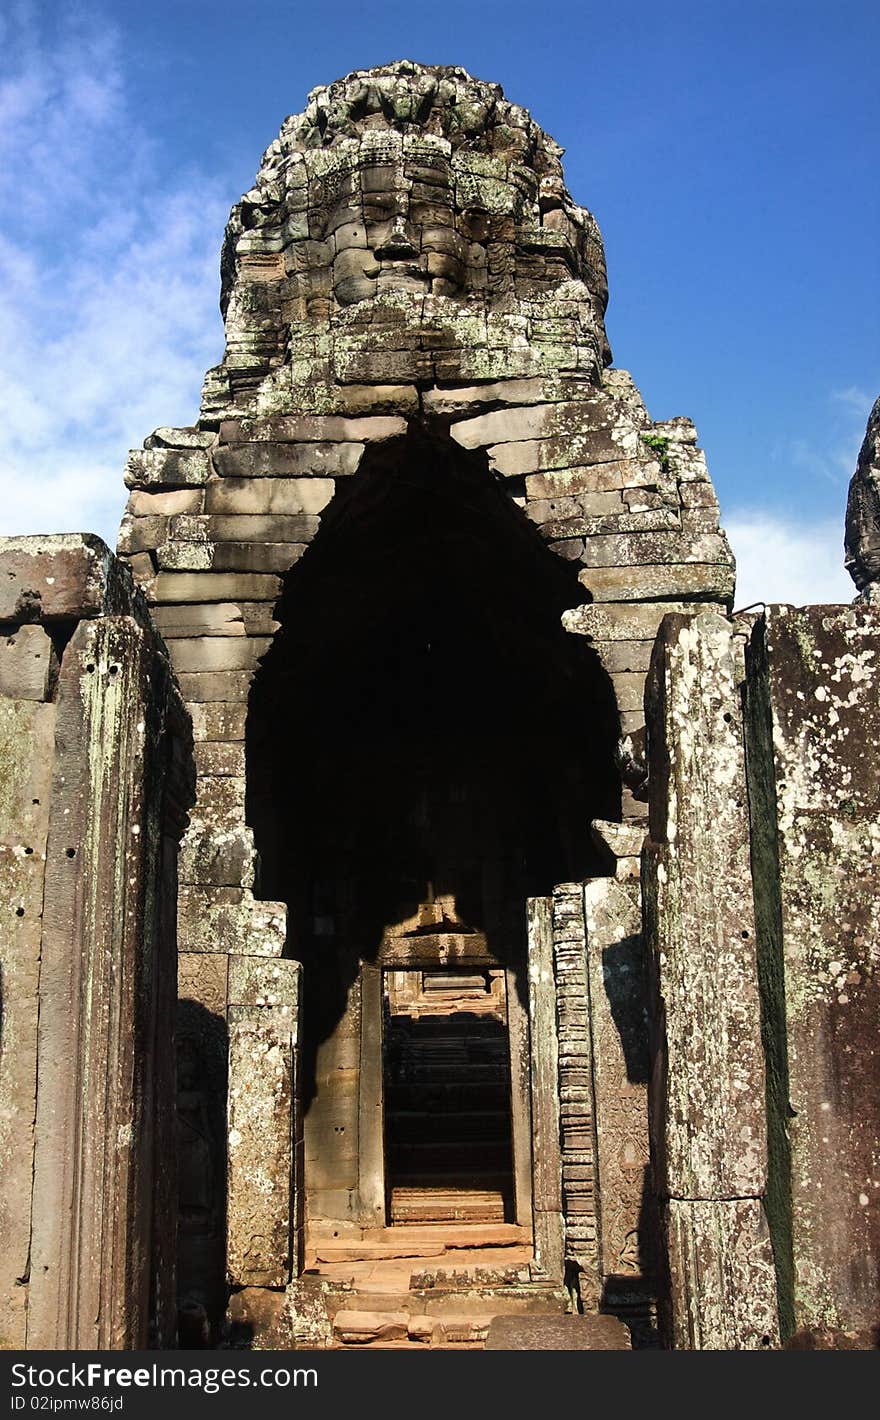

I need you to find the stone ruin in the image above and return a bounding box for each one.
[0,62,877,1352]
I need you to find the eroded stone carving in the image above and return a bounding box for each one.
[845,395,880,600]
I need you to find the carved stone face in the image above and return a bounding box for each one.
[218,63,613,383]
[321,147,464,304]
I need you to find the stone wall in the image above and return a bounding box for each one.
[0,535,193,1349]
[643,603,880,1348]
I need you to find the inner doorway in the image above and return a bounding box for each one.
[383,967,515,1225]
[246,427,621,1255]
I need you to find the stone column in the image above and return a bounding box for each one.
[526,896,564,1279]
[356,962,386,1226]
[582,821,654,1319]
[26,606,190,1349]
[227,956,302,1290]
[506,971,534,1230]
[549,883,599,1295]
[643,609,779,1349]
[744,604,880,1341]
[0,629,57,1348]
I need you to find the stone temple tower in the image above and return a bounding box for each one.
[116,61,736,1344]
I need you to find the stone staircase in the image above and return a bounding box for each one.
[304,1224,568,1348]
[384,1012,515,1224]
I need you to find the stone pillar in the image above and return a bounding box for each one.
[506,970,534,1230]
[0,630,57,1348]
[549,883,599,1293]
[526,896,564,1279]
[356,962,386,1226]
[582,821,654,1320]
[643,609,779,1349]
[227,956,302,1290]
[744,604,880,1341]
[0,534,195,1351]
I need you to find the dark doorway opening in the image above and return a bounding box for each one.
[383,968,514,1224]
[246,426,621,1236]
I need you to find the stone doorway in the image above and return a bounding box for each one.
[382,967,516,1227]
[245,426,621,1272]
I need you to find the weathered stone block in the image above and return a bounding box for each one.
[204,477,335,516]
[453,395,610,454]
[179,822,255,888]
[525,491,625,524]
[177,670,254,703]
[423,376,553,416]
[578,562,735,604]
[608,670,647,712]
[178,887,286,956]
[213,441,362,479]
[189,702,248,742]
[562,602,695,640]
[590,639,654,673]
[193,774,246,825]
[335,383,419,416]
[227,967,301,1287]
[228,955,299,1007]
[166,636,271,674]
[117,513,168,555]
[0,534,133,622]
[525,460,662,499]
[126,488,204,518]
[219,414,406,443]
[0,624,56,701]
[489,431,635,477]
[124,448,210,489]
[151,603,246,639]
[169,513,320,544]
[144,426,215,450]
[178,951,228,1015]
[153,572,281,603]
[581,530,730,568]
[664,1199,779,1350]
[591,819,645,862]
[194,741,246,777]
[541,507,679,540]
[486,1313,631,1349]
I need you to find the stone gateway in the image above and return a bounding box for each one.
[0,62,877,1352]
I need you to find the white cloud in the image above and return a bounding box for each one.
[0,6,228,547]
[727,510,855,609]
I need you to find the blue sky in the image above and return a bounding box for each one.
[1,0,877,604]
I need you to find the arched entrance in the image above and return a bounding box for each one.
[246,427,620,1255]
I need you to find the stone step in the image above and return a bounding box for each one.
[377,1222,530,1248]
[333,1309,409,1344]
[330,1285,568,1347]
[389,1186,508,1223]
[313,1239,448,1264]
[307,1220,530,1248]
